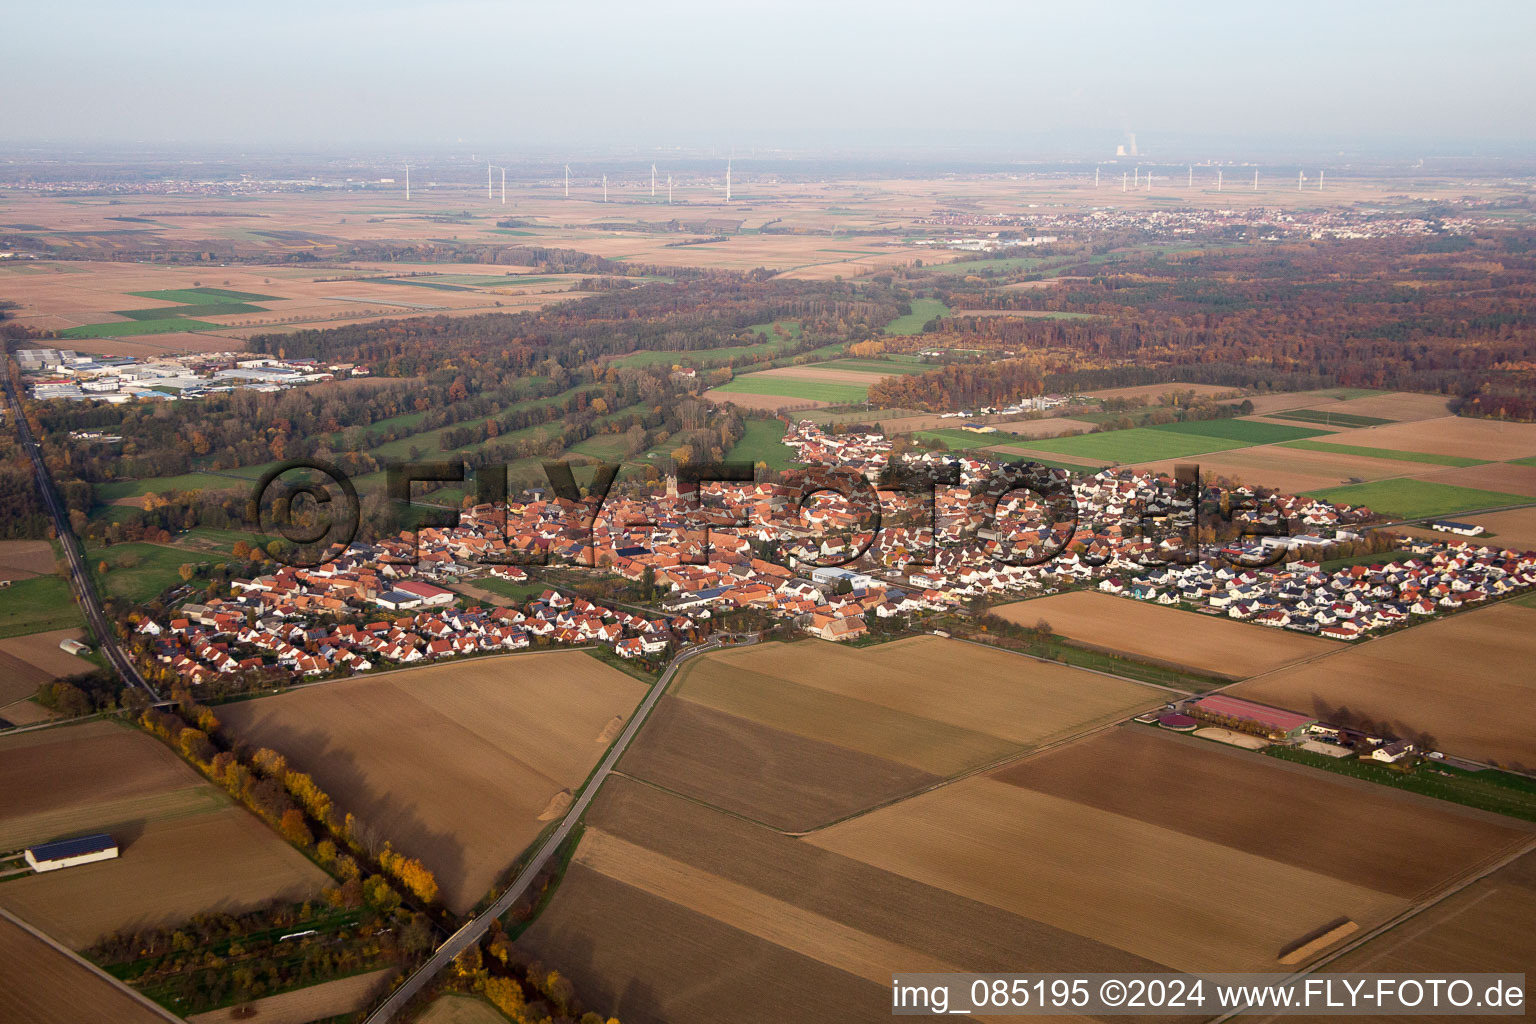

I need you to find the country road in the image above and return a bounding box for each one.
[2,364,158,700]
[362,634,746,1022]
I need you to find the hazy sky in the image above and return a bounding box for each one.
[7,0,1535,157]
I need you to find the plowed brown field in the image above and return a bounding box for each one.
[993,592,1336,679]
[218,652,648,912]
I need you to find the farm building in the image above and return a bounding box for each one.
[1189,695,1316,740]
[1431,520,1485,537]
[58,637,91,656]
[24,833,119,873]
[1157,713,1198,732]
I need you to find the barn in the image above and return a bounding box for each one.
[1189,695,1316,740]
[24,833,119,873]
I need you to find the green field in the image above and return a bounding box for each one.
[1268,409,1394,428]
[1305,479,1530,519]
[95,471,247,502]
[749,320,803,340]
[725,420,798,470]
[884,298,950,336]
[89,542,205,604]
[567,432,631,461]
[0,574,85,639]
[1281,439,1490,467]
[1264,747,1536,823]
[128,287,277,303]
[709,375,870,404]
[60,317,223,339]
[461,575,548,604]
[117,302,266,320]
[1147,419,1330,444]
[813,358,929,375]
[1015,424,1276,463]
[1508,455,1536,467]
[916,428,1013,451]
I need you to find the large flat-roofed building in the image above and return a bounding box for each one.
[1189,694,1316,740]
[24,833,119,873]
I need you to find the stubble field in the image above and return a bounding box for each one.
[992,591,1338,679]
[217,651,649,912]
[0,911,174,1024]
[616,636,1164,830]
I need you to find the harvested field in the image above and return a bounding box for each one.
[994,727,1532,901]
[807,775,1405,973]
[701,388,829,411]
[672,636,1164,773]
[0,910,175,1024]
[0,627,92,705]
[1132,445,1428,494]
[617,697,940,831]
[0,807,326,949]
[1398,506,1536,550]
[993,592,1336,679]
[1330,391,1455,422]
[987,416,1100,438]
[1228,603,1536,767]
[1286,846,1536,1008]
[0,539,55,581]
[1412,461,1536,497]
[186,968,397,1024]
[518,776,1164,1024]
[0,724,325,949]
[1084,383,1242,403]
[218,652,649,912]
[1322,416,1536,462]
[418,995,515,1024]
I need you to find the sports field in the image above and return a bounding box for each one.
[218,652,649,912]
[0,721,327,948]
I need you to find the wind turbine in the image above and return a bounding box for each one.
[1094,166,1100,188]
[1253,169,1259,191]
[500,165,506,205]
[667,174,673,203]
[564,164,570,198]
[1217,170,1223,191]
[1146,171,1152,191]
[651,163,657,198]
[1188,165,1193,188]
[1133,167,1139,188]
[1318,170,1324,191]
[488,161,493,202]
[603,174,608,202]
[1121,172,1127,192]
[1298,170,1306,191]
[725,156,732,203]
[403,163,411,202]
